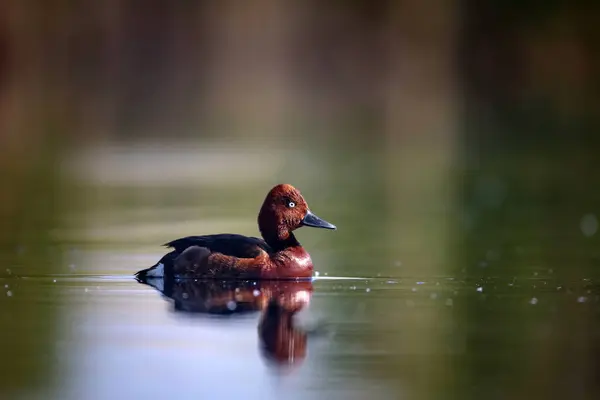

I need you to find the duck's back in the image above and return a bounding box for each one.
[135,234,272,279]
[165,233,272,258]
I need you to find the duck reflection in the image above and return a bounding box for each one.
[136,274,312,367]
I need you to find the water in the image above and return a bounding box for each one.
[2,137,600,400]
[1,269,599,400]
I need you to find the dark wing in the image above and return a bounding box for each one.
[164,234,272,258]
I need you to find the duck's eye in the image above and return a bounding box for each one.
[287,201,296,208]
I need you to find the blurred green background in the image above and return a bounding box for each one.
[0,1,599,399]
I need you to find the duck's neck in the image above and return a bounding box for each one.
[258,206,301,251]
[262,231,300,252]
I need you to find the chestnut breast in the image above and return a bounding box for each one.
[268,246,313,278]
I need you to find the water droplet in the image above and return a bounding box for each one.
[445,298,453,306]
[53,279,57,283]
[314,271,320,277]
[530,297,538,305]
[386,280,397,284]
[4,284,8,289]
[430,293,438,300]
[324,272,328,276]
[226,301,237,310]
[252,289,260,297]
[6,268,11,275]
[6,290,12,297]
[533,272,538,276]
[394,261,402,267]
[84,288,89,293]
[577,296,586,303]
[580,214,598,237]
[350,286,356,290]
[411,287,417,292]
[365,288,371,293]
[476,287,483,293]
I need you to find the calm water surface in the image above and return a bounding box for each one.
[1,268,598,400]
[2,141,600,400]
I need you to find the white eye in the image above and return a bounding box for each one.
[288,201,296,208]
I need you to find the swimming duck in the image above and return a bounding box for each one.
[135,184,336,280]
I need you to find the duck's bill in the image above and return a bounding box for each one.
[301,211,337,230]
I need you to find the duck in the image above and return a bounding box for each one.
[134,183,336,280]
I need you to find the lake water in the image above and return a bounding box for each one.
[1,138,600,400]
[2,271,598,400]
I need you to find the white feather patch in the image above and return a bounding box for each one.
[146,277,164,292]
[145,262,164,277]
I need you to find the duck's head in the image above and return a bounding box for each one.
[258,184,336,243]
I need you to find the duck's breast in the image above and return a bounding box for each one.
[270,247,313,278]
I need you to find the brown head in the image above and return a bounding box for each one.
[258,184,336,245]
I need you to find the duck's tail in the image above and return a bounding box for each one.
[135,251,178,281]
[134,262,165,281]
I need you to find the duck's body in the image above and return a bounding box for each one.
[135,184,335,280]
[148,233,314,279]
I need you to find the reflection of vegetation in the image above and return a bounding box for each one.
[0,138,66,396]
[458,4,600,392]
[462,115,600,279]
[294,139,388,276]
[0,5,71,388]
[457,117,600,397]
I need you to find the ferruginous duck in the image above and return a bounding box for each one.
[135,184,336,280]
